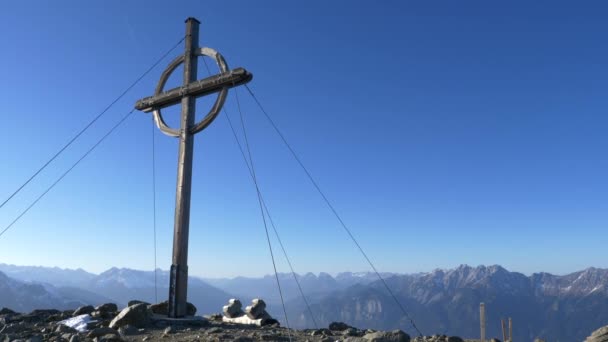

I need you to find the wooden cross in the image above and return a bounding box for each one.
[134,17,253,318]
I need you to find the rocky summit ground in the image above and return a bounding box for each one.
[0,302,472,342]
[2,302,606,342]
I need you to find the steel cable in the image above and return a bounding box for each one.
[244,84,424,337]
[0,36,185,212]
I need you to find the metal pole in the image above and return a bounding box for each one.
[168,17,199,318]
[509,317,512,342]
[480,302,486,342]
[501,318,507,342]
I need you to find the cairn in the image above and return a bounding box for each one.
[222,299,244,318]
[220,298,277,326]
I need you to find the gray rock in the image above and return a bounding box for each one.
[118,325,138,336]
[69,335,81,342]
[25,336,43,342]
[73,305,95,317]
[148,301,197,316]
[330,321,352,331]
[95,303,118,313]
[163,326,174,335]
[363,329,411,342]
[109,303,151,329]
[96,334,123,342]
[127,300,150,307]
[586,325,608,342]
[88,327,120,338]
[55,324,77,334]
[245,298,268,320]
[233,337,253,342]
[223,299,244,318]
[344,338,368,342]
[207,327,223,334]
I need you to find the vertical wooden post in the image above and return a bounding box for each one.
[168,17,200,318]
[501,318,507,342]
[480,302,486,342]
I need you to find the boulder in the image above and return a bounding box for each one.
[118,325,138,336]
[329,321,352,331]
[95,303,118,313]
[223,299,244,318]
[363,329,411,342]
[585,325,608,342]
[446,336,464,342]
[73,306,95,317]
[245,299,270,320]
[109,303,151,329]
[447,337,464,342]
[87,327,119,338]
[128,300,150,307]
[148,301,197,316]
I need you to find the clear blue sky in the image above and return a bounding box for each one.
[0,1,606,278]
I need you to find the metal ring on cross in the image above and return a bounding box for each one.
[152,47,229,137]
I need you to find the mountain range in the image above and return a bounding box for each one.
[1,263,607,341]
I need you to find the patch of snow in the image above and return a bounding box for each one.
[58,314,95,332]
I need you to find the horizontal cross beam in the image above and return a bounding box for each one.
[135,67,253,113]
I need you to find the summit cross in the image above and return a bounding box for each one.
[134,17,253,318]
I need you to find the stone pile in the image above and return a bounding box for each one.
[221,298,278,327]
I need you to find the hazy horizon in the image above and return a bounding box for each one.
[1,261,605,279]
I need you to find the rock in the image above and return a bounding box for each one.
[69,335,81,342]
[109,303,151,329]
[73,305,95,317]
[148,301,197,316]
[223,299,244,318]
[585,325,608,342]
[88,327,120,338]
[344,338,367,342]
[55,324,77,334]
[118,324,138,336]
[447,337,464,342]
[534,339,546,342]
[25,336,43,342]
[245,298,268,319]
[96,334,123,342]
[95,304,118,313]
[344,328,362,337]
[0,308,16,315]
[363,329,411,342]
[329,321,352,331]
[207,327,223,334]
[128,300,150,307]
[233,337,253,342]
[163,326,174,335]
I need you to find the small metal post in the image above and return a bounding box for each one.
[501,318,507,342]
[480,303,486,342]
[168,17,200,318]
[509,317,512,342]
